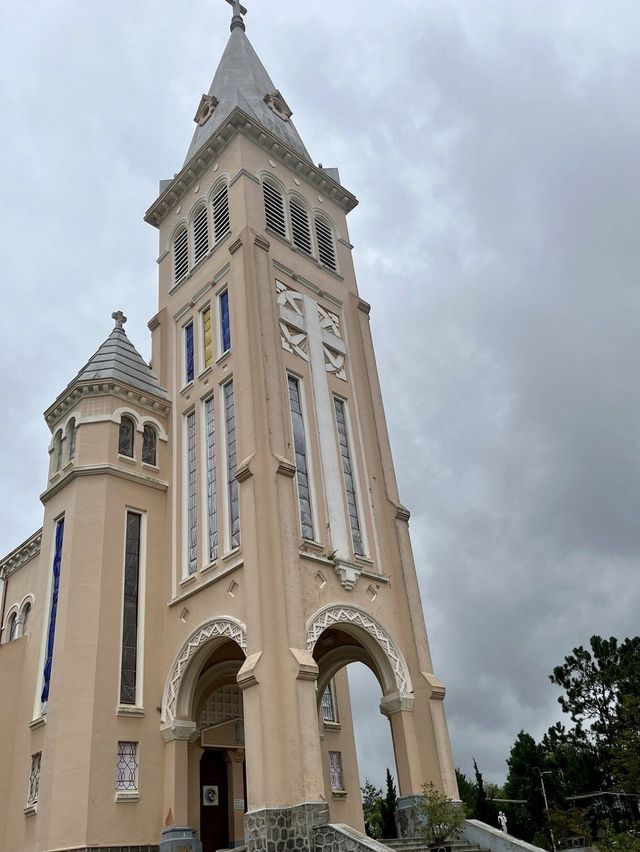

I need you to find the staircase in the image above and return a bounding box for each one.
[383,838,489,852]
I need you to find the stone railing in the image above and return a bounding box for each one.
[315,823,394,852]
[463,819,546,852]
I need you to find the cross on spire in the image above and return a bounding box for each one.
[112,310,127,330]
[225,0,248,32]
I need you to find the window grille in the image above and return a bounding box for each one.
[263,180,287,238]
[193,206,210,263]
[67,419,77,461]
[224,382,240,549]
[8,612,18,641]
[116,742,138,791]
[287,376,314,540]
[186,412,197,574]
[205,397,218,563]
[333,399,365,557]
[41,518,64,708]
[328,751,344,791]
[174,227,189,284]
[142,425,157,466]
[118,416,135,458]
[321,684,337,723]
[290,198,313,254]
[212,184,231,243]
[27,753,41,805]
[219,291,231,354]
[120,512,141,705]
[315,217,337,271]
[202,307,213,369]
[185,322,195,384]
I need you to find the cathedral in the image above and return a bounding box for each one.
[0,5,459,851]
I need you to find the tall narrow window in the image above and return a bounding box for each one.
[142,425,157,466]
[287,376,314,540]
[27,753,42,806]
[205,397,218,563]
[67,418,77,461]
[328,751,344,792]
[219,290,231,354]
[8,612,18,641]
[193,205,210,263]
[202,306,213,370]
[185,322,195,384]
[224,382,240,549]
[333,398,365,557]
[263,180,287,238]
[116,742,139,792]
[186,412,198,573]
[290,198,313,255]
[212,184,231,243]
[55,430,63,471]
[41,518,64,709]
[174,226,189,284]
[321,683,337,723]
[119,416,135,458]
[315,216,338,272]
[21,602,31,636]
[120,512,141,706]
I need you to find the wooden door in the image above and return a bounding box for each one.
[200,749,229,852]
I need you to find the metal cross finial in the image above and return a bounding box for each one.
[112,310,127,329]
[225,0,248,32]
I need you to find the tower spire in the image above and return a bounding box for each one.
[226,0,248,32]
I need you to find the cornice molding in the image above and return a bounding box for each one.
[44,380,171,430]
[40,464,169,504]
[0,529,42,577]
[144,107,358,229]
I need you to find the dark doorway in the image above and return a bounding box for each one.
[200,749,229,852]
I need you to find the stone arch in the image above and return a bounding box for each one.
[162,617,247,724]
[306,604,413,696]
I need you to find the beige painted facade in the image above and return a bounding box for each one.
[0,12,458,852]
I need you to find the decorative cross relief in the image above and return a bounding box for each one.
[318,306,347,381]
[276,281,309,361]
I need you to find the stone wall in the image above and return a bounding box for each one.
[314,822,393,852]
[245,801,330,852]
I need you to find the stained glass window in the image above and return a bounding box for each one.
[116,742,138,791]
[185,322,195,384]
[142,425,157,466]
[334,399,365,557]
[202,307,213,370]
[224,382,240,549]
[118,416,135,458]
[186,412,197,573]
[321,683,337,723]
[41,518,64,708]
[220,290,231,354]
[329,751,344,791]
[120,512,141,705]
[287,376,314,540]
[27,753,41,805]
[205,397,218,563]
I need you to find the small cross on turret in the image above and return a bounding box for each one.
[225,0,248,32]
[112,310,127,329]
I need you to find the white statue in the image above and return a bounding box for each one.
[498,811,508,834]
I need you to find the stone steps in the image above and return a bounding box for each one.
[382,839,487,852]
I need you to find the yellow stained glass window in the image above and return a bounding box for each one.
[202,307,213,369]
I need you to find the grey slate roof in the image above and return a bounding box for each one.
[183,27,312,166]
[70,327,170,400]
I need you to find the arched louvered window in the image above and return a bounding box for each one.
[119,416,135,458]
[173,226,189,284]
[142,424,157,466]
[67,418,77,461]
[212,184,231,244]
[290,198,313,255]
[315,216,338,272]
[193,206,209,264]
[263,180,287,238]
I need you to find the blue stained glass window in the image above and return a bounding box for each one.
[185,323,195,384]
[186,412,197,574]
[41,519,64,707]
[333,398,365,557]
[120,513,141,705]
[205,398,218,563]
[220,291,231,354]
[224,382,240,549]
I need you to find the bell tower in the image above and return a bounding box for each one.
[144,4,459,851]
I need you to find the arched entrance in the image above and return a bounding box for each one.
[161,618,247,852]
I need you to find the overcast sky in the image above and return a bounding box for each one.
[2,0,640,792]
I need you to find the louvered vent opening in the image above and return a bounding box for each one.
[315,217,337,271]
[290,199,312,255]
[212,185,230,243]
[174,228,189,283]
[193,207,209,263]
[263,181,287,238]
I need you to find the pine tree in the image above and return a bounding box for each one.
[381,768,399,839]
